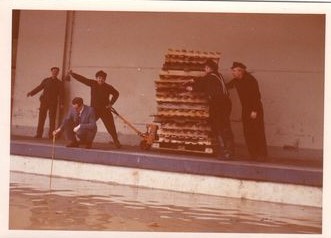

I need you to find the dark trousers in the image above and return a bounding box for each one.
[36,102,57,138]
[95,107,119,143]
[64,121,97,145]
[210,102,235,155]
[242,108,268,159]
[218,114,235,155]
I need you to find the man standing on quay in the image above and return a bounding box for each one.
[27,66,64,139]
[67,69,121,148]
[227,62,268,161]
[185,59,235,159]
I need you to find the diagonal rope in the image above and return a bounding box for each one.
[49,134,56,193]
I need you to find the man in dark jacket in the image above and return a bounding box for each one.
[185,59,235,159]
[67,70,121,148]
[27,67,64,139]
[53,97,97,149]
[227,62,268,161]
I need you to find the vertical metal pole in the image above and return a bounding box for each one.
[58,11,75,126]
[62,11,75,79]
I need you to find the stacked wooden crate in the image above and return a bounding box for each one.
[151,49,221,154]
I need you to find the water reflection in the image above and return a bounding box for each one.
[9,171,321,233]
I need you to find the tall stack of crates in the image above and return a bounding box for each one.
[151,49,221,155]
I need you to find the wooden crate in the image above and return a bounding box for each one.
[152,49,221,155]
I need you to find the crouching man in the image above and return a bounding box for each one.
[53,97,97,149]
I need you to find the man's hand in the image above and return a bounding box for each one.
[250,111,257,119]
[64,70,72,81]
[53,128,61,136]
[186,86,193,91]
[73,125,80,133]
[182,79,194,86]
[183,79,194,91]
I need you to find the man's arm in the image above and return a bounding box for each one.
[184,77,203,92]
[27,78,47,97]
[192,77,206,91]
[247,75,262,117]
[69,71,93,87]
[53,108,74,135]
[226,79,235,89]
[107,85,119,107]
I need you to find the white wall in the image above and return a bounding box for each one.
[11,155,322,207]
[12,10,67,129]
[11,11,325,149]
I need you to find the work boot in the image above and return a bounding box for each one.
[255,156,267,162]
[85,143,92,149]
[223,152,233,160]
[66,141,79,148]
[218,151,234,160]
[214,148,233,160]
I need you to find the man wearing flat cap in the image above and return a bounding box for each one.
[27,66,64,139]
[67,69,121,149]
[227,62,267,161]
[185,59,235,159]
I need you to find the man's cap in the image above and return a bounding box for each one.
[204,59,218,71]
[95,70,107,79]
[51,66,60,71]
[231,62,246,70]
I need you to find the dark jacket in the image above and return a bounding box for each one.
[191,72,232,134]
[227,72,262,114]
[193,72,231,112]
[70,72,119,110]
[28,77,63,106]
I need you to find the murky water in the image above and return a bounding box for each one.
[9,171,321,233]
